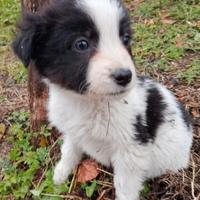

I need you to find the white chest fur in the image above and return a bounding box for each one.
[47,83,147,166]
[49,81,192,200]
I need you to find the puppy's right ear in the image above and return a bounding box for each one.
[12,14,39,67]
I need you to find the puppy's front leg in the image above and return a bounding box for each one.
[113,154,146,200]
[53,135,82,185]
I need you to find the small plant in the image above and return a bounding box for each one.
[0,0,20,46]
[9,62,28,84]
[8,110,29,126]
[81,181,98,198]
[141,182,151,198]
[0,95,6,103]
[132,0,199,77]
[0,111,69,199]
[178,60,200,84]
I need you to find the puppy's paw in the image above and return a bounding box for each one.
[115,190,139,200]
[53,162,71,185]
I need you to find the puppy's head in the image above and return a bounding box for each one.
[13,0,136,96]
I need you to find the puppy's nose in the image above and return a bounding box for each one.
[111,68,132,87]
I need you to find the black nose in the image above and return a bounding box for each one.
[111,68,132,87]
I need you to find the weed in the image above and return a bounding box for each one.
[141,182,151,198]
[178,60,200,84]
[0,111,69,199]
[8,62,28,84]
[0,0,27,84]
[0,0,20,46]
[81,181,98,198]
[0,95,7,103]
[132,0,199,81]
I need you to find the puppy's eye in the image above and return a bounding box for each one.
[75,39,89,51]
[121,34,131,46]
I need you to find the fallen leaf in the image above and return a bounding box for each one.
[191,108,200,118]
[176,41,184,47]
[128,0,144,8]
[196,21,200,29]
[39,136,48,147]
[0,123,6,140]
[161,19,176,25]
[160,10,176,25]
[161,10,169,19]
[77,160,99,183]
[144,19,155,25]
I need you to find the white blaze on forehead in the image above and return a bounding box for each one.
[76,0,136,95]
[76,0,124,53]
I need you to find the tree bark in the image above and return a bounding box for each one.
[21,0,49,132]
[21,0,49,13]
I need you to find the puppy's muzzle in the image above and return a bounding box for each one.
[111,68,132,87]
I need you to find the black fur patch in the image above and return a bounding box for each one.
[134,115,150,144]
[13,0,99,93]
[134,87,167,144]
[119,7,132,54]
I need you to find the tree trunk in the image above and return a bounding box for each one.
[21,0,49,13]
[21,0,49,132]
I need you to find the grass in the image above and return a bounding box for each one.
[0,111,70,199]
[0,0,27,84]
[178,60,200,84]
[0,0,20,46]
[0,111,106,199]
[131,0,200,83]
[0,0,200,199]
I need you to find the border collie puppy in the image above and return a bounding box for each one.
[13,0,193,199]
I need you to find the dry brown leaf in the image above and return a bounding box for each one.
[160,10,176,25]
[191,108,200,118]
[39,136,48,147]
[77,159,99,183]
[124,0,144,11]
[144,19,155,25]
[161,19,176,25]
[161,10,170,18]
[176,41,184,47]
[0,123,6,141]
[196,21,200,29]
[175,34,187,47]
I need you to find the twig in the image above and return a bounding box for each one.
[96,180,113,188]
[191,156,197,200]
[97,168,113,177]
[41,193,82,200]
[36,165,49,188]
[37,138,59,187]
[182,169,185,183]
[68,166,78,193]
[97,190,107,200]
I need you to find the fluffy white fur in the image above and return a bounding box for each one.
[49,78,192,200]
[45,1,192,200]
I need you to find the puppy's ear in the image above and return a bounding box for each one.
[12,14,39,67]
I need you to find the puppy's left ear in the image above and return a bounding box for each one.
[12,14,39,67]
